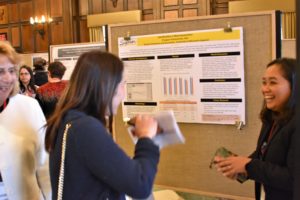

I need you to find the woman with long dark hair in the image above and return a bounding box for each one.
[214,58,296,200]
[46,51,160,200]
[19,65,38,97]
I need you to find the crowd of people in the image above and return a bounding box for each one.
[0,41,160,200]
[0,39,298,200]
[17,57,68,119]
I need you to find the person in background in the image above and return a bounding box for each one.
[33,57,48,86]
[46,51,160,200]
[19,65,38,98]
[214,58,296,200]
[37,61,68,119]
[0,41,51,199]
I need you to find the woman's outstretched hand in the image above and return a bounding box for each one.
[134,115,158,139]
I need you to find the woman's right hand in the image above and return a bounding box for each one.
[214,156,250,180]
[134,115,158,139]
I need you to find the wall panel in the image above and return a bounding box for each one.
[143,13,154,21]
[62,0,73,43]
[35,23,49,52]
[79,0,88,16]
[79,19,89,42]
[161,0,208,19]
[183,0,198,4]
[211,0,231,15]
[164,10,179,19]
[11,26,20,47]
[143,0,153,9]
[8,3,19,23]
[0,28,8,38]
[21,24,34,53]
[105,0,124,12]
[34,0,47,18]
[0,5,8,24]
[164,0,179,6]
[20,1,32,22]
[91,0,102,14]
[183,8,198,17]
[128,0,139,10]
[50,0,62,17]
[50,21,64,45]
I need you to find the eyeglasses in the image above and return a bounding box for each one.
[20,72,30,76]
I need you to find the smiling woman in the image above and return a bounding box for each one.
[214,58,296,200]
[0,41,51,200]
[0,45,19,106]
[260,58,296,123]
[261,65,291,113]
[0,60,16,104]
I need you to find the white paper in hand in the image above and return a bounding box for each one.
[127,111,185,149]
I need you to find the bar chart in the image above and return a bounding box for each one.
[163,76,194,96]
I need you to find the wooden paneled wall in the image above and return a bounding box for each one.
[159,0,209,19]
[0,0,230,53]
[0,0,65,53]
[210,0,242,15]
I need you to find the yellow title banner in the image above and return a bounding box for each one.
[137,30,240,46]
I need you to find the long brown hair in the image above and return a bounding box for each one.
[45,51,124,152]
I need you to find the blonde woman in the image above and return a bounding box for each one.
[0,41,51,200]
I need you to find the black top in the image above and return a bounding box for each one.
[50,110,160,200]
[36,81,68,119]
[34,70,48,86]
[246,115,295,200]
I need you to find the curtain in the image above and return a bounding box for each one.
[282,11,296,39]
[89,27,104,42]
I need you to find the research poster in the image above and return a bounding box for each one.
[50,42,106,80]
[118,27,245,125]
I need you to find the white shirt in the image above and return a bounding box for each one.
[0,94,51,200]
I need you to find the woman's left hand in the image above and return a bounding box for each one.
[214,156,251,180]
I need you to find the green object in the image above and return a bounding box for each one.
[236,173,247,183]
[210,147,248,183]
[209,147,235,169]
[214,147,235,158]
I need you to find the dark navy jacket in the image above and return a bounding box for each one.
[246,115,295,200]
[50,110,160,200]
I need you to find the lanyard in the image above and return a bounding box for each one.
[0,99,8,113]
[3,99,7,109]
[267,122,276,142]
[260,122,276,156]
